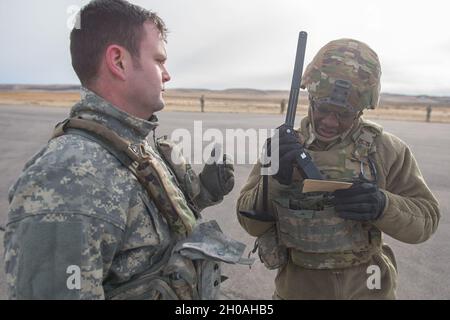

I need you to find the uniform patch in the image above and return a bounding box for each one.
[16,220,83,299]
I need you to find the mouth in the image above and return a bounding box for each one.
[317,126,339,139]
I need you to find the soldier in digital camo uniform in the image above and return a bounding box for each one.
[4,0,248,299]
[237,38,440,299]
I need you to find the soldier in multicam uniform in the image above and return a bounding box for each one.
[237,38,440,299]
[4,0,247,299]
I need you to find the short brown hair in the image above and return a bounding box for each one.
[70,0,167,86]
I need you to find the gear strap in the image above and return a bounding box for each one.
[352,125,379,159]
[351,124,381,182]
[52,118,197,237]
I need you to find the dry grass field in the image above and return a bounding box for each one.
[0,89,449,123]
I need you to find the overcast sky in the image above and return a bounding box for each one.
[1,0,449,96]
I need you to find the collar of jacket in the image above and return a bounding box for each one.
[69,87,159,144]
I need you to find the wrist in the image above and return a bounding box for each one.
[375,189,388,220]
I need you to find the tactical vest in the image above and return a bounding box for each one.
[51,118,252,299]
[263,122,383,270]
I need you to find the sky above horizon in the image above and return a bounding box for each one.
[1,0,449,96]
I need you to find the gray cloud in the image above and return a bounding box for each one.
[1,0,449,95]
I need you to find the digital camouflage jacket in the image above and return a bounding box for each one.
[4,88,230,299]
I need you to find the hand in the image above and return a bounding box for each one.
[332,182,386,221]
[269,124,303,185]
[199,147,234,200]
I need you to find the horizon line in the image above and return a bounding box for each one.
[0,83,449,99]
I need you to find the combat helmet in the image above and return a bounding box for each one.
[301,38,381,111]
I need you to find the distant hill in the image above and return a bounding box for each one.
[0,84,81,91]
[380,93,450,106]
[1,84,449,106]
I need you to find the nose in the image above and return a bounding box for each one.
[162,65,171,83]
[320,112,339,128]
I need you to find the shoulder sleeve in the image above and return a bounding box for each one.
[3,214,123,299]
[236,162,285,237]
[8,135,133,229]
[372,132,440,244]
[4,135,140,299]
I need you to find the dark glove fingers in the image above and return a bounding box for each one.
[222,153,234,171]
[215,163,225,188]
[273,167,294,185]
[220,154,234,194]
[273,138,300,153]
[333,183,377,198]
[223,176,235,193]
[333,187,353,198]
[223,163,234,177]
[333,184,375,198]
[268,133,300,157]
[273,135,302,185]
[223,161,234,171]
[274,125,301,142]
[276,145,301,161]
[332,193,374,205]
[276,124,300,139]
[209,147,216,157]
[336,211,374,221]
[274,149,303,185]
[265,137,272,155]
[279,149,303,164]
[223,153,233,164]
[278,143,302,153]
[278,133,300,145]
[335,202,374,214]
[222,167,234,182]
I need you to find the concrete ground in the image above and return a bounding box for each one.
[0,104,449,299]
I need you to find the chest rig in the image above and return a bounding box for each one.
[273,122,383,269]
[53,117,197,238]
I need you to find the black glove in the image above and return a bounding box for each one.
[332,182,386,221]
[199,147,234,201]
[269,124,303,185]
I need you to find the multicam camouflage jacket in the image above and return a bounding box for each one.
[237,116,440,299]
[4,88,243,299]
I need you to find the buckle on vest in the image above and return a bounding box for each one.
[357,157,378,183]
[52,118,71,139]
[127,143,151,161]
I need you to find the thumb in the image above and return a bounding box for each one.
[209,144,223,164]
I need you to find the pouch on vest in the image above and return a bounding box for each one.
[164,220,254,300]
[273,196,371,253]
[105,221,253,300]
[256,226,288,270]
[268,122,383,269]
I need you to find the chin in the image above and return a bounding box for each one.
[152,100,165,113]
[317,134,339,143]
[315,129,340,142]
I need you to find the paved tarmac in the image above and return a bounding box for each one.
[0,104,449,299]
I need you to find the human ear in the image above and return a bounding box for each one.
[104,45,127,81]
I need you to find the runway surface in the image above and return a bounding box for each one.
[0,104,449,299]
